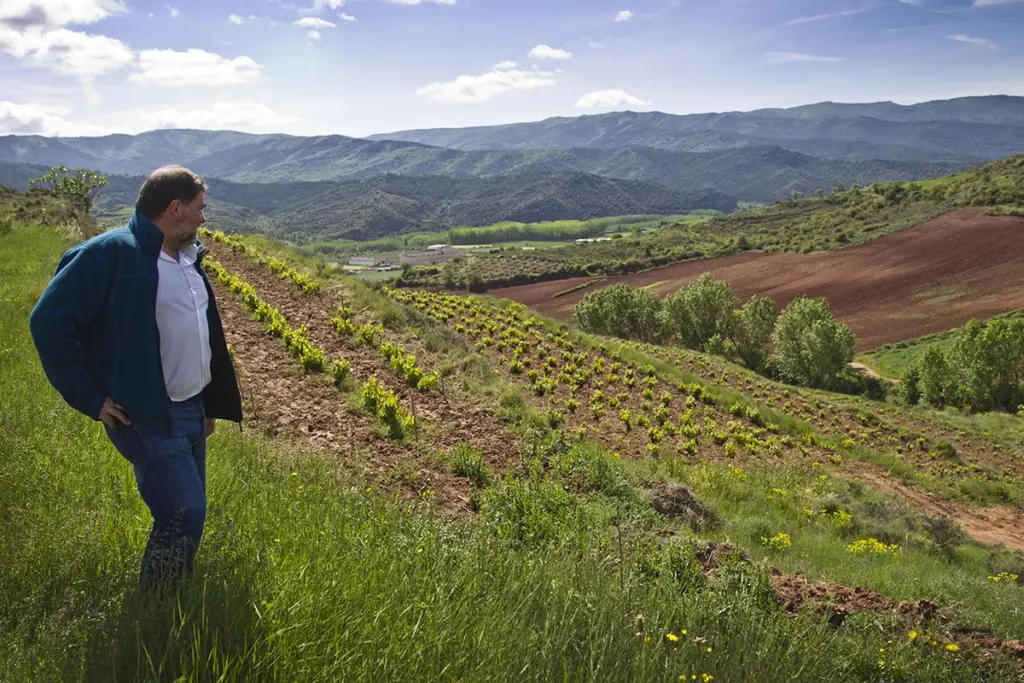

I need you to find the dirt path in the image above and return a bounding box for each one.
[844,469,1024,551]
[848,362,899,383]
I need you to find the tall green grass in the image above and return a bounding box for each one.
[1,224,1021,682]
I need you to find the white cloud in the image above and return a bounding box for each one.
[307,29,321,39]
[339,12,357,21]
[973,0,1023,6]
[416,65,557,103]
[0,100,115,136]
[0,0,122,29]
[166,5,179,18]
[229,14,243,24]
[947,33,996,47]
[309,0,344,10]
[294,17,336,28]
[614,10,634,22]
[575,89,650,109]
[138,101,299,132]
[384,0,457,5]
[528,44,571,60]
[783,8,869,26]
[129,49,264,86]
[765,51,844,63]
[493,60,516,70]
[0,26,134,78]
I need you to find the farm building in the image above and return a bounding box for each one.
[348,256,379,267]
[400,244,458,266]
[574,237,613,246]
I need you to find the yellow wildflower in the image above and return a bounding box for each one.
[706,647,713,653]
[666,633,679,642]
[945,643,960,652]
[908,631,918,641]
[702,675,714,682]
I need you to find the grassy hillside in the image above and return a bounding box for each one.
[4,198,1024,680]
[398,154,1024,290]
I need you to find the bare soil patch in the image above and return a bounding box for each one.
[493,209,1024,351]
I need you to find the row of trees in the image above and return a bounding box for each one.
[446,221,607,245]
[572,274,856,390]
[904,317,1024,414]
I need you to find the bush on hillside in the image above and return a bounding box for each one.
[572,283,664,343]
[772,296,855,390]
[661,273,739,352]
[728,295,778,371]
[905,318,1024,413]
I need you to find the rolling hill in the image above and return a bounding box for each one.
[0,162,736,240]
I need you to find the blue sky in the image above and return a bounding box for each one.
[0,0,1022,138]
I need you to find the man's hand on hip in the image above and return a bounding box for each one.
[97,396,131,428]
[205,418,216,437]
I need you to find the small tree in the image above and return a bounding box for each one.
[914,345,955,408]
[772,296,855,389]
[573,283,663,343]
[661,272,738,351]
[729,295,777,370]
[29,166,107,215]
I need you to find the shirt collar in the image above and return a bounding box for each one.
[158,241,199,265]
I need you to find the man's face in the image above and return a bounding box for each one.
[169,192,207,248]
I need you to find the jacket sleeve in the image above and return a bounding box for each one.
[29,245,112,421]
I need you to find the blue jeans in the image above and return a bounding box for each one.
[105,394,207,590]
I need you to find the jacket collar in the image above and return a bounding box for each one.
[128,209,208,264]
[128,209,166,261]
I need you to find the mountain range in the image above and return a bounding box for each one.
[368,95,1024,162]
[1,95,1021,239]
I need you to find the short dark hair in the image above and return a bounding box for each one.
[135,165,207,220]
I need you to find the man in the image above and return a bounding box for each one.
[29,165,243,591]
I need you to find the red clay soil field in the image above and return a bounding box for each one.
[491,209,1024,351]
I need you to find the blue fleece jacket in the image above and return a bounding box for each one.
[29,210,243,434]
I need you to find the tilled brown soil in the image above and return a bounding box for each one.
[209,249,528,513]
[491,209,1024,352]
[213,245,520,468]
[218,288,486,511]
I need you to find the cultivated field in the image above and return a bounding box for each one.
[492,209,1024,352]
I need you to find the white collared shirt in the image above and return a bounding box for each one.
[155,242,212,402]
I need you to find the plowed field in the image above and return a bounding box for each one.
[491,209,1024,351]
